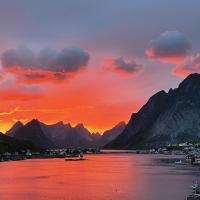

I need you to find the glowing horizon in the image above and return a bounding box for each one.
[0,0,200,135]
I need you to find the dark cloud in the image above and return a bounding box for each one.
[1,46,90,83]
[173,53,200,76]
[146,31,192,62]
[23,73,48,80]
[2,46,90,73]
[113,57,143,73]
[53,73,66,80]
[104,57,143,76]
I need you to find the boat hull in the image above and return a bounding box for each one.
[187,195,200,200]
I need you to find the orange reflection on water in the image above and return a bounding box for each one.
[0,154,197,200]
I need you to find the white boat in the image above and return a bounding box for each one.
[174,160,185,165]
[193,158,200,165]
[187,182,200,200]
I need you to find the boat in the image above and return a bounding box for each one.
[187,182,200,200]
[193,158,200,166]
[174,160,185,165]
[65,157,85,161]
[65,153,86,161]
[185,155,200,165]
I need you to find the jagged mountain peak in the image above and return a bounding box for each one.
[75,123,85,129]
[178,73,200,92]
[28,118,41,125]
[55,121,64,125]
[6,121,24,137]
[50,121,65,127]
[105,73,200,149]
[11,121,24,129]
[5,120,128,149]
[15,121,23,126]
[179,73,200,86]
[114,121,126,128]
[65,123,72,128]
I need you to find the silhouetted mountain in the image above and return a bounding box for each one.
[13,119,54,149]
[8,120,108,148]
[105,73,200,149]
[90,132,101,141]
[6,121,24,137]
[40,122,97,148]
[96,122,126,148]
[7,119,127,149]
[0,132,40,153]
[74,123,93,142]
[39,121,72,143]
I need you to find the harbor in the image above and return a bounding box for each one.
[187,182,200,200]
[0,148,100,162]
[0,142,200,166]
[0,153,199,200]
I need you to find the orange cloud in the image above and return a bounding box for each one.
[12,118,28,123]
[146,48,186,64]
[0,84,43,101]
[4,67,75,84]
[0,57,147,134]
[0,107,20,116]
[172,53,200,77]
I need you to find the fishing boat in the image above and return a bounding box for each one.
[65,153,85,161]
[187,182,200,200]
[174,160,185,166]
[193,158,200,166]
[65,157,85,161]
[185,155,200,166]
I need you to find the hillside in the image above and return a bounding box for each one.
[105,73,200,149]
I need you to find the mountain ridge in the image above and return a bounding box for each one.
[105,73,200,149]
[6,120,125,149]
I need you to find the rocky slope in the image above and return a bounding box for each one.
[0,132,40,153]
[6,121,23,137]
[95,121,126,148]
[105,73,200,149]
[12,119,54,149]
[40,122,99,148]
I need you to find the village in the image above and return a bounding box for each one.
[0,142,200,166]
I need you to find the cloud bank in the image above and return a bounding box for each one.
[1,46,90,83]
[146,31,192,63]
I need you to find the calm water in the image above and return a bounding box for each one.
[0,154,199,200]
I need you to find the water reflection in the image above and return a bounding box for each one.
[0,154,199,200]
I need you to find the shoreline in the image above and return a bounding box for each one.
[0,151,200,168]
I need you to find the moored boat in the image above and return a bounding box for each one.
[187,182,200,200]
[65,157,85,161]
[65,152,85,161]
[174,160,185,166]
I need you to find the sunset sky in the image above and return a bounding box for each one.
[0,0,200,133]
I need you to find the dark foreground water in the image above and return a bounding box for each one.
[0,154,199,200]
